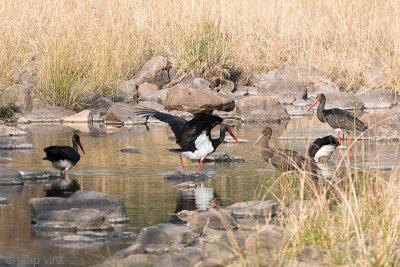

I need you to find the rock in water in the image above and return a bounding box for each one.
[0,166,23,185]
[29,190,129,231]
[190,152,244,164]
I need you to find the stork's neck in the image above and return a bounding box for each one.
[72,141,78,152]
[317,98,326,123]
[211,129,225,150]
[260,133,273,161]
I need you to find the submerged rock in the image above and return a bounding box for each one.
[0,138,33,150]
[30,190,129,231]
[190,152,244,164]
[119,147,141,153]
[0,197,8,205]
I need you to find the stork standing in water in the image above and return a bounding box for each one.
[43,134,85,177]
[305,93,367,146]
[253,127,320,173]
[308,135,339,163]
[134,107,240,172]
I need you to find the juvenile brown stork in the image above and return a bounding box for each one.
[253,127,319,173]
[134,107,240,172]
[43,134,85,177]
[306,93,367,146]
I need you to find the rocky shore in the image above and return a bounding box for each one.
[1,56,400,266]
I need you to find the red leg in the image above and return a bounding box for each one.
[63,170,67,176]
[180,155,185,172]
[337,131,342,146]
[347,131,353,146]
[197,159,203,173]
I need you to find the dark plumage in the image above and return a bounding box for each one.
[253,127,320,173]
[43,134,85,176]
[306,93,367,145]
[134,106,240,172]
[308,135,339,162]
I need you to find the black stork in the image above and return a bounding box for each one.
[253,127,319,173]
[306,93,367,146]
[43,134,85,176]
[134,107,240,172]
[308,135,339,163]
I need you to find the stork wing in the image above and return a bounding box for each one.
[178,114,223,150]
[43,146,80,163]
[133,106,187,140]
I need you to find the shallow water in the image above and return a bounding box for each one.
[1,119,400,266]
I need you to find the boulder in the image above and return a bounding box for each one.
[0,125,28,137]
[235,96,289,122]
[356,88,398,109]
[277,91,296,105]
[164,78,235,113]
[30,190,129,230]
[311,81,364,110]
[245,225,287,262]
[259,78,307,101]
[138,82,158,96]
[0,166,23,185]
[138,88,168,104]
[109,223,197,256]
[186,209,237,230]
[131,56,169,88]
[235,85,259,96]
[218,80,235,94]
[360,112,400,140]
[114,80,138,102]
[252,71,276,89]
[224,200,278,219]
[104,102,146,124]
[63,110,93,123]
[25,99,76,122]
[80,91,113,122]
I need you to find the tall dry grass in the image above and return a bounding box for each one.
[225,140,400,266]
[0,0,400,108]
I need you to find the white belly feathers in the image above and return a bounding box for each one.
[51,160,74,171]
[181,132,214,160]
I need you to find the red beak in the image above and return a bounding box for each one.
[77,140,86,155]
[305,98,320,112]
[227,127,240,145]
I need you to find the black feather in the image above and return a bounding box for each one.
[308,135,339,158]
[134,106,187,140]
[177,114,223,152]
[43,146,80,164]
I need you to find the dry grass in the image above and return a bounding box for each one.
[222,140,400,266]
[0,0,400,108]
